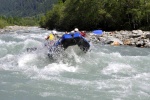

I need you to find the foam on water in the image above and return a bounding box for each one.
[101,63,135,75]
[0,27,150,100]
[23,39,42,48]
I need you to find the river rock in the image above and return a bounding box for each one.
[146,34,150,39]
[123,39,131,45]
[111,41,120,46]
[132,30,143,35]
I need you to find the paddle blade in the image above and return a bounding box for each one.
[92,30,103,35]
[26,47,37,52]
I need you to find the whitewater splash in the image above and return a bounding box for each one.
[0,27,150,100]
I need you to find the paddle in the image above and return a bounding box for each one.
[26,33,58,52]
[26,39,57,52]
[26,47,38,52]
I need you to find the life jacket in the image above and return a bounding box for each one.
[80,31,86,37]
[49,33,55,40]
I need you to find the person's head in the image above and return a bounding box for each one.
[52,30,56,35]
[81,31,85,33]
[74,28,79,32]
[65,31,68,34]
[71,30,74,33]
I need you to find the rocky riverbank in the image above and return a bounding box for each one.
[1,26,150,48]
[88,30,150,48]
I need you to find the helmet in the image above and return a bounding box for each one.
[52,30,56,34]
[74,28,79,32]
[71,30,74,33]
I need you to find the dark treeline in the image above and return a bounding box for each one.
[0,0,58,17]
[0,0,58,28]
[40,0,150,31]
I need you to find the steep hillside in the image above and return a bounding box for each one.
[0,0,58,17]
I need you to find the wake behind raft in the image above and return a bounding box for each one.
[47,32,90,58]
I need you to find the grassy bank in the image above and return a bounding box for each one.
[0,19,9,28]
[0,16,39,29]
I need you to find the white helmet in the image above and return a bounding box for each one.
[52,30,57,34]
[71,30,74,33]
[74,28,79,32]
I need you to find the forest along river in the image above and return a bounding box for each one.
[0,27,150,100]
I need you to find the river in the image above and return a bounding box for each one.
[0,27,150,100]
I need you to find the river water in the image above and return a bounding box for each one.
[0,27,150,100]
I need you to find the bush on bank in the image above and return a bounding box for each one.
[40,0,150,31]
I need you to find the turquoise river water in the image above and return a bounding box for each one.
[0,27,150,100]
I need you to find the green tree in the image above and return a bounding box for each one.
[40,0,150,31]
